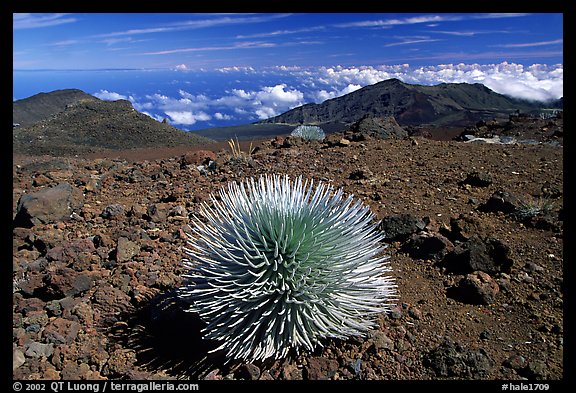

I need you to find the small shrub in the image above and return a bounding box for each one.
[512,195,555,221]
[227,137,254,164]
[290,125,325,141]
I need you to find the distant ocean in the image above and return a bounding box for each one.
[13,69,308,131]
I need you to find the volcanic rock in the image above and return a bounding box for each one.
[14,183,83,228]
[380,214,429,241]
[448,271,500,305]
[442,235,514,274]
[350,115,408,139]
[424,338,495,378]
[403,232,454,260]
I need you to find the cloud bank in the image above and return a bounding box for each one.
[101,84,305,126]
[93,62,562,129]
[305,62,563,102]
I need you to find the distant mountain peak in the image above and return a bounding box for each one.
[259,79,552,127]
[13,89,98,127]
[13,89,213,156]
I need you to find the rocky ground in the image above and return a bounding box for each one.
[12,129,563,381]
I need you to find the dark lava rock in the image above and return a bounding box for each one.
[281,136,306,148]
[14,183,84,228]
[442,235,513,274]
[14,297,45,316]
[525,360,548,380]
[448,271,500,305]
[403,232,454,260]
[479,190,521,214]
[101,204,125,219]
[541,181,562,199]
[60,362,103,380]
[380,214,429,241]
[424,338,495,378]
[461,171,493,187]
[16,272,46,297]
[349,167,372,180]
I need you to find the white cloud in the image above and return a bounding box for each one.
[306,63,562,102]
[141,41,277,56]
[48,39,81,47]
[165,111,211,125]
[174,64,189,71]
[96,14,291,38]
[247,84,304,119]
[255,107,278,120]
[314,90,336,102]
[384,38,442,47]
[214,112,232,120]
[312,83,362,103]
[211,84,304,120]
[255,84,304,106]
[334,13,529,29]
[339,84,362,95]
[336,15,464,28]
[236,26,325,39]
[13,13,77,29]
[495,39,563,48]
[404,62,563,101]
[93,89,127,101]
[231,89,253,99]
[141,90,210,113]
[217,66,256,73]
[141,112,165,122]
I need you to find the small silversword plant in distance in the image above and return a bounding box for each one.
[290,125,325,141]
[179,174,396,362]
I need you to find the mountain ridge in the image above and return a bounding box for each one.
[258,78,560,127]
[13,88,98,128]
[13,89,214,156]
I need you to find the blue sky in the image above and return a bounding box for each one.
[13,13,563,70]
[13,13,563,130]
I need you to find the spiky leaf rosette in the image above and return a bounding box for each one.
[179,174,396,363]
[290,125,326,141]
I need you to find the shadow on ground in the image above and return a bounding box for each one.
[112,289,227,379]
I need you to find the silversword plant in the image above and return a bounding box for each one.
[179,174,396,362]
[290,125,326,141]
